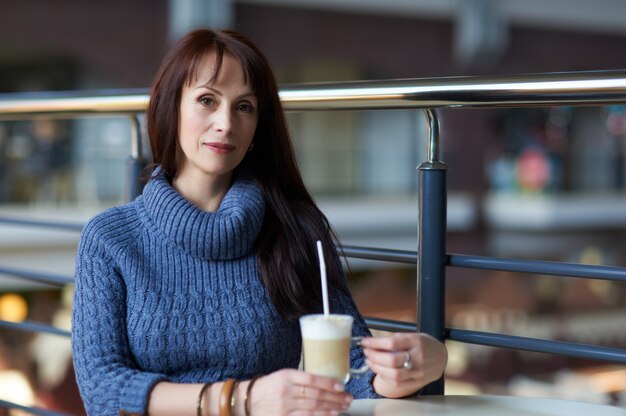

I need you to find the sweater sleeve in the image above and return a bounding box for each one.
[72,220,167,415]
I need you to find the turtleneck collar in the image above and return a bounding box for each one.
[140,171,265,260]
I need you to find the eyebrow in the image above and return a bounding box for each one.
[194,85,256,100]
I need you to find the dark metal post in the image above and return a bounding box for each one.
[126,114,148,202]
[417,109,447,395]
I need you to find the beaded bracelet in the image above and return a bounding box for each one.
[244,375,261,416]
[197,381,213,416]
[219,378,237,416]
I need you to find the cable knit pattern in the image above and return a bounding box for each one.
[72,173,375,416]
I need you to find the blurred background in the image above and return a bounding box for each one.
[1,0,626,413]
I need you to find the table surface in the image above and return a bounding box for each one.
[346,395,626,416]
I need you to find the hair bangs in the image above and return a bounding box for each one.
[185,45,226,87]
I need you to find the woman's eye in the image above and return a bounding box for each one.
[199,96,215,106]
[238,102,255,113]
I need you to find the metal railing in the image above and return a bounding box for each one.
[1,69,626,414]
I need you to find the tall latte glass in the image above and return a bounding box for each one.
[299,314,368,384]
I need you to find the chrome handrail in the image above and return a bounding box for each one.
[0,89,149,118]
[281,70,626,110]
[1,70,626,118]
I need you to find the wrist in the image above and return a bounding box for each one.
[372,374,419,399]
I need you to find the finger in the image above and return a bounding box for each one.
[288,370,346,393]
[363,347,409,369]
[294,385,353,406]
[366,358,416,385]
[360,333,418,351]
[291,410,342,416]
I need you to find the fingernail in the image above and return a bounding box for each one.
[334,383,344,391]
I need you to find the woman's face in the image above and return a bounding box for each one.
[176,52,258,185]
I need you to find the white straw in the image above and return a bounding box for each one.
[316,240,330,317]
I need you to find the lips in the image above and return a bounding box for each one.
[203,142,235,154]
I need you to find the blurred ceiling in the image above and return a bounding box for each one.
[238,0,626,35]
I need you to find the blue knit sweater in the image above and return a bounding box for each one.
[72,173,375,415]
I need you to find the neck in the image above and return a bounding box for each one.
[172,170,232,212]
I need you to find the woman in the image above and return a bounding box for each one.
[72,29,447,416]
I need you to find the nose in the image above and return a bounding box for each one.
[212,105,233,134]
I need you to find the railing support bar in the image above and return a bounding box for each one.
[424,109,440,162]
[417,109,447,395]
[364,317,417,333]
[0,399,73,416]
[448,328,626,363]
[126,114,148,201]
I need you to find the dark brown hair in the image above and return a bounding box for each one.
[147,29,348,319]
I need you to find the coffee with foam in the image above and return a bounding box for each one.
[300,314,353,339]
[300,314,355,383]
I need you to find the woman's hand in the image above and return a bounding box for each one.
[249,369,353,415]
[360,333,447,398]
